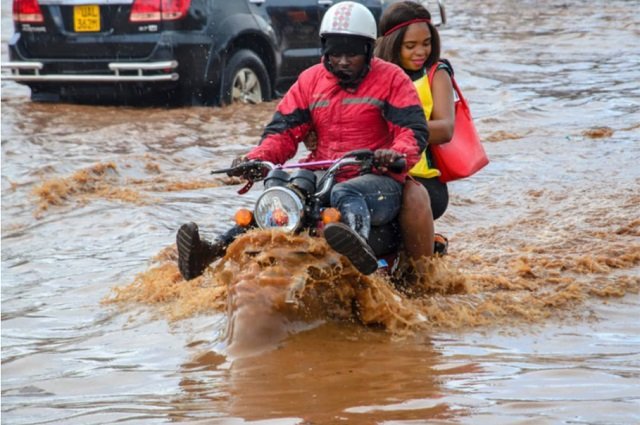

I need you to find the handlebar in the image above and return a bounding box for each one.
[211,149,406,186]
[385,157,407,174]
[211,160,275,180]
[343,149,406,173]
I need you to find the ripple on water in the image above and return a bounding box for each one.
[2,0,640,423]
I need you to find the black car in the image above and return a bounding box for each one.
[3,0,444,106]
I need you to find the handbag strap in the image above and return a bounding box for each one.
[427,60,468,109]
[427,62,439,86]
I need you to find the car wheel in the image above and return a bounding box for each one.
[221,49,271,105]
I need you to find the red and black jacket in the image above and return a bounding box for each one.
[247,58,428,182]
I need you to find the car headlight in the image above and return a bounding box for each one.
[254,187,304,232]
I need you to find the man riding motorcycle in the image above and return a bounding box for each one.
[177,1,428,279]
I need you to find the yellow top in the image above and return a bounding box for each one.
[409,72,440,179]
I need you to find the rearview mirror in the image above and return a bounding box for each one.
[419,0,446,27]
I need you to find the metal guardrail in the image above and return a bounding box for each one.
[1,60,179,82]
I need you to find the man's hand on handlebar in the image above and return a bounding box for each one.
[230,155,248,171]
[226,155,270,181]
[225,155,249,177]
[373,149,406,173]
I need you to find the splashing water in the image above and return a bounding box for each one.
[4,0,640,422]
[106,222,639,359]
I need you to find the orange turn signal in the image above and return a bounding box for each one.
[321,208,341,224]
[234,208,253,227]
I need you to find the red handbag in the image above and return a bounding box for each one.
[428,63,489,183]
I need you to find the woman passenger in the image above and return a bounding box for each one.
[375,1,455,262]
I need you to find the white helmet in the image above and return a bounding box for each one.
[319,1,377,41]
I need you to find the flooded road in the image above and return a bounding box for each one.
[2,0,639,424]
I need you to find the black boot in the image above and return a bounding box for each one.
[324,222,378,275]
[434,233,449,255]
[176,222,224,280]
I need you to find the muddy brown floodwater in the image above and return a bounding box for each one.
[2,0,639,424]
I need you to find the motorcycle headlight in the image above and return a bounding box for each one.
[254,187,304,232]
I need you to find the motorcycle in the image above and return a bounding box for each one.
[211,149,406,273]
[208,149,414,358]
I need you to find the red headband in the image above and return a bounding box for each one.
[383,18,431,37]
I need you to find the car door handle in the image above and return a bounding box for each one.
[249,0,265,4]
[318,0,333,6]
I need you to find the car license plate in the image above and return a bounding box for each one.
[74,5,100,32]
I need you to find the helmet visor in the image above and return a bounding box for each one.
[322,35,371,56]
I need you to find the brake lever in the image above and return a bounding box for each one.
[344,149,375,161]
[211,161,264,179]
[211,161,267,194]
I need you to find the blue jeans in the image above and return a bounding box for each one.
[330,174,403,241]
